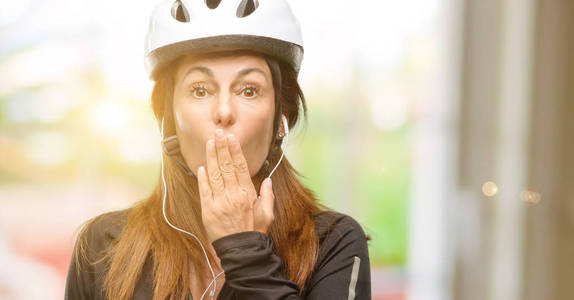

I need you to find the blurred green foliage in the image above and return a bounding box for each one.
[292,85,411,266]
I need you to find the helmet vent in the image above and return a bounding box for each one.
[171,0,190,22]
[236,0,259,18]
[205,0,221,9]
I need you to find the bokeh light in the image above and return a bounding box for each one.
[520,189,541,206]
[482,181,499,197]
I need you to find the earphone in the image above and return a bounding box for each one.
[160,114,289,299]
[267,114,289,178]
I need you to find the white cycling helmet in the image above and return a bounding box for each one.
[144,0,304,79]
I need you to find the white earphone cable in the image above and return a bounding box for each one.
[199,270,226,300]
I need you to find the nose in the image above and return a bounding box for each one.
[212,91,236,128]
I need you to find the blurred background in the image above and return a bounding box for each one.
[0,0,572,299]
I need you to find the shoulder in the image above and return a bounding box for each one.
[303,210,371,297]
[66,208,131,299]
[312,210,369,263]
[82,209,129,239]
[74,209,130,256]
[313,210,368,244]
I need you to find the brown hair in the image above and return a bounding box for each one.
[74,51,330,300]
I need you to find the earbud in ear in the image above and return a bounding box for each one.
[267,115,289,178]
[280,114,289,138]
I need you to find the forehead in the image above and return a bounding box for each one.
[175,52,270,80]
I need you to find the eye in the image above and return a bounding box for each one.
[191,84,210,99]
[240,86,259,98]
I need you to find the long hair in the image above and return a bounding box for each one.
[74,51,330,300]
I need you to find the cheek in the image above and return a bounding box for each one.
[172,97,210,171]
[244,114,273,144]
[241,105,275,173]
[174,104,196,134]
[172,88,210,138]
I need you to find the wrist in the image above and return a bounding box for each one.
[212,231,269,255]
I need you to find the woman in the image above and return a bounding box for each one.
[65,0,371,299]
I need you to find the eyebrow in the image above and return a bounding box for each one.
[184,66,214,79]
[237,67,267,80]
[184,66,268,82]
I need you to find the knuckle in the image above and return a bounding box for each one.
[235,160,249,173]
[221,161,235,174]
[210,171,223,183]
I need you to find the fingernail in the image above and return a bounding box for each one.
[266,178,272,187]
[207,139,214,149]
[228,134,235,143]
[215,129,224,140]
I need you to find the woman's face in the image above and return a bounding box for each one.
[172,53,276,178]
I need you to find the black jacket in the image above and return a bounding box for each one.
[65,209,371,299]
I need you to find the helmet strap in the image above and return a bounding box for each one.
[258,56,285,178]
[161,81,196,178]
